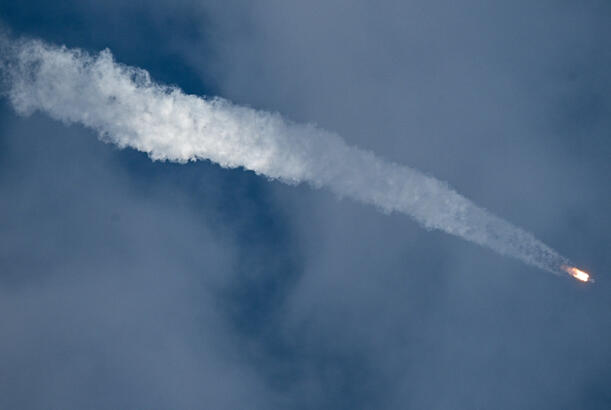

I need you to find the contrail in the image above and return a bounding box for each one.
[0,36,589,282]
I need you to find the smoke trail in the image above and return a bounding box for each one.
[1,37,571,275]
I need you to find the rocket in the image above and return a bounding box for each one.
[562,266,592,283]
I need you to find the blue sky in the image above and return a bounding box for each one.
[1,2,610,409]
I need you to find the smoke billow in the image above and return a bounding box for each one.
[1,37,571,276]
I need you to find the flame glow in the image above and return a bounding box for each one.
[564,266,590,282]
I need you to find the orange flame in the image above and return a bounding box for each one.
[563,266,590,282]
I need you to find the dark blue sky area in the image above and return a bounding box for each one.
[1,2,610,409]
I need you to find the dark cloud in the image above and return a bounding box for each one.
[197,1,611,408]
[0,1,610,409]
[0,107,283,409]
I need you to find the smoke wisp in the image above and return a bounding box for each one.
[1,37,571,276]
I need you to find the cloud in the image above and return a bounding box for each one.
[0,108,273,409]
[1,1,610,408]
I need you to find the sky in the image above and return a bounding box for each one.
[0,1,610,409]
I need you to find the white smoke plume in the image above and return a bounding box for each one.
[1,37,571,276]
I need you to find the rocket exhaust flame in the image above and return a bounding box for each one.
[563,266,592,283]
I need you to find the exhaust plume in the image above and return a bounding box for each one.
[0,37,581,279]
